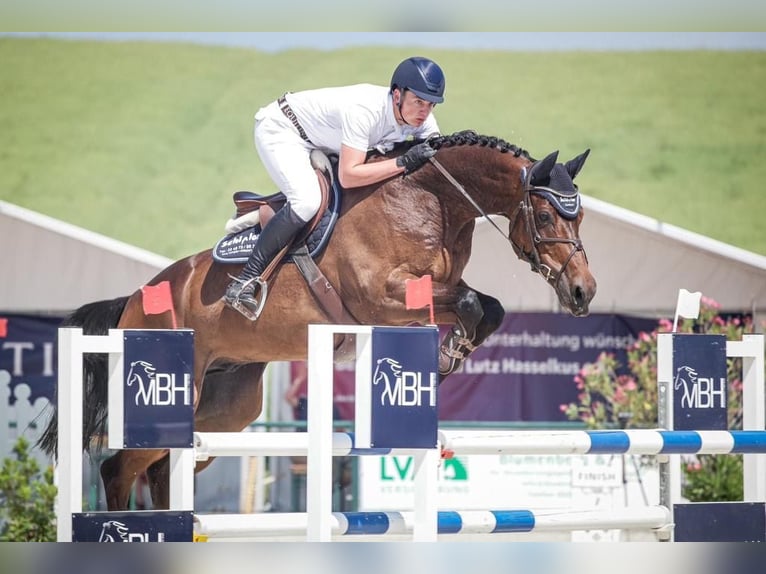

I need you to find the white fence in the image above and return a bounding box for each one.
[54,327,766,542]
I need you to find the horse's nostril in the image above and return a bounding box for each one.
[573,285,585,308]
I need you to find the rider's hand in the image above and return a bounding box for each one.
[396,142,437,173]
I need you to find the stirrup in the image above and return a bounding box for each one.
[226,275,269,322]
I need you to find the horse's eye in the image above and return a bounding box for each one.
[536,211,553,226]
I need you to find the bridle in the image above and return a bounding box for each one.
[429,156,586,289]
[509,166,586,287]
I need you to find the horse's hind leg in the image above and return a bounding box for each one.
[100,449,167,511]
[144,362,267,509]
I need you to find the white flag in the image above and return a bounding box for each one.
[676,288,702,319]
[673,288,702,332]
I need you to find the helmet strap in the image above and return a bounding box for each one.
[393,88,413,127]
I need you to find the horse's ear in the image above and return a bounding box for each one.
[565,149,591,181]
[529,150,559,186]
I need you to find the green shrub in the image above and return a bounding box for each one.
[0,436,57,541]
[683,454,743,502]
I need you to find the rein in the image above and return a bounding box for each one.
[428,157,585,288]
[428,157,511,243]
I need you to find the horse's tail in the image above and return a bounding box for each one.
[37,296,130,459]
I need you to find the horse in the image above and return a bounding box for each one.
[39,130,597,511]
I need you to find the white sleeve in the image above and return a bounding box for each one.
[340,104,377,152]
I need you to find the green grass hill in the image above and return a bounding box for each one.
[1,38,765,257]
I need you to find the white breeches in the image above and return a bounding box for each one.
[254,102,322,223]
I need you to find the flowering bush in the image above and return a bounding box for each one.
[560,297,757,501]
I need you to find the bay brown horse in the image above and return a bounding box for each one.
[40,131,597,510]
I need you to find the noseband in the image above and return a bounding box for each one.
[429,157,586,289]
[509,167,586,288]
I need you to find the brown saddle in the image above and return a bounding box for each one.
[230,165,358,337]
[232,169,330,244]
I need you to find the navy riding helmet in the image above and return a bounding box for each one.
[390,57,445,104]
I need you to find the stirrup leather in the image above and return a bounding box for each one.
[227,275,269,322]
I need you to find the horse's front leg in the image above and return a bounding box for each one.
[383,276,504,379]
[435,283,505,378]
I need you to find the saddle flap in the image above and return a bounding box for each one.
[214,166,340,265]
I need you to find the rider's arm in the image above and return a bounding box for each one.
[338,145,405,189]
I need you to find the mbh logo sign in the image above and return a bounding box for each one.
[373,357,436,408]
[368,326,439,449]
[72,511,193,542]
[672,334,728,430]
[127,359,191,407]
[118,330,194,448]
[674,365,726,410]
[98,519,166,543]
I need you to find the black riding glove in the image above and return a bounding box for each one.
[396,142,437,173]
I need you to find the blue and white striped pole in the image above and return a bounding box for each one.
[194,506,671,539]
[194,428,766,460]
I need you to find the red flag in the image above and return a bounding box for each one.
[141,281,178,328]
[0,318,7,338]
[405,275,435,324]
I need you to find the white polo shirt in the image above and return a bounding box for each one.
[282,83,440,154]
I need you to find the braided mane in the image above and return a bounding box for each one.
[428,130,532,159]
[371,130,533,162]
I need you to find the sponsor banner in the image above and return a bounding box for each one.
[369,326,439,448]
[359,452,656,510]
[671,334,728,430]
[437,313,658,421]
[72,511,193,542]
[330,313,657,422]
[121,330,194,448]
[0,313,62,404]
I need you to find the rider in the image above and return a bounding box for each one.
[223,56,446,320]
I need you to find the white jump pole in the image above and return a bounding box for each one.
[306,324,378,541]
[732,335,766,501]
[56,328,123,542]
[305,323,439,542]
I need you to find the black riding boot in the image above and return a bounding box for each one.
[223,204,307,320]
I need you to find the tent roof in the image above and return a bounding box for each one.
[0,200,172,313]
[3,197,765,321]
[464,195,766,319]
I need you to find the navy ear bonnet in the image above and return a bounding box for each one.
[530,164,581,220]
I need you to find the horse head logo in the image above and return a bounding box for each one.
[373,358,402,388]
[674,365,698,392]
[98,520,129,542]
[126,360,156,387]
